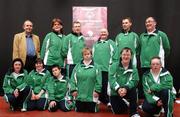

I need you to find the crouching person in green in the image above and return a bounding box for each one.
[142,57,175,117]
[70,47,102,113]
[3,58,31,111]
[48,65,74,112]
[26,58,51,111]
[109,47,140,117]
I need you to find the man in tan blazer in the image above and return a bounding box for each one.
[13,20,40,72]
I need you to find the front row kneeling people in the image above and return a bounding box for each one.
[26,58,51,111]
[109,47,140,117]
[47,65,74,112]
[3,51,175,116]
[142,56,175,117]
[3,58,32,111]
[3,58,74,112]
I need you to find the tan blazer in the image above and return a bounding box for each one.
[13,32,40,64]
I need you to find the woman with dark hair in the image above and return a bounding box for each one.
[40,18,66,74]
[26,58,51,111]
[3,58,31,111]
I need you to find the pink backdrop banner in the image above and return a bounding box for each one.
[73,6,107,47]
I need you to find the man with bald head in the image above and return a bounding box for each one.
[13,20,40,72]
[92,28,118,108]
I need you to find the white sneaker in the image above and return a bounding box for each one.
[107,102,111,108]
[21,108,27,112]
[161,108,164,113]
[153,113,161,117]
[97,100,101,104]
[10,106,14,111]
[138,105,142,109]
[131,114,140,117]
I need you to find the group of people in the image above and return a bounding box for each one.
[2,16,175,117]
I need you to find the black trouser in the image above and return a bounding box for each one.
[138,67,150,99]
[99,71,109,104]
[24,55,37,73]
[48,100,71,112]
[67,64,76,79]
[110,88,138,115]
[142,89,174,117]
[75,100,97,113]
[5,86,31,110]
[27,98,47,111]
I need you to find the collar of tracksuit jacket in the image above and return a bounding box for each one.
[121,29,132,35]
[71,31,83,36]
[144,29,158,36]
[119,58,133,72]
[80,60,95,68]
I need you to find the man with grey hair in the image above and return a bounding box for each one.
[92,28,118,108]
[13,20,40,72]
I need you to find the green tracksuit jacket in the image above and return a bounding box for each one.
[115,31,140,66]
[48,75,69,101]
[92,39,118,72]
[142,68,175,104]
[3,69,28,94]
[140,30,170,68]
[70,61,102,102]
[26,69,51,98]
[142,68,175,117]
[109,61,139,96]
[62,32,85,64]
[41,32,65,67]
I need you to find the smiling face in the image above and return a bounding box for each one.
[150,58,162,73]
[145,17,156,32]
[100,28,108,40]
[13,61,22,73]
[35,62,43,71]
[122,19,132,32]
[52,21,63,33]
[121,49,132,65]
[23,20,33,34]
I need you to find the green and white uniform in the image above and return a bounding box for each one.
[109,61,139,96]
[92,39,118,72]
[115,30,140,67]
[142,68,175,117]
[47,75,74,111]
[140,30,170,68]
[62,32,85,65]
[27,69,51,98]
[3,70,28,94]
[70,61,102,102]
[41,32,65,67]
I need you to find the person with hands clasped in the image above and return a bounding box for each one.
[109,47,140,117]
[3,58,31,111]
[142,56,175,117]
[26,58,51,111]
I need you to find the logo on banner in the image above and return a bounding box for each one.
[73,6,107,47]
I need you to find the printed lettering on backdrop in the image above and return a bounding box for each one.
[73,6,107,47]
